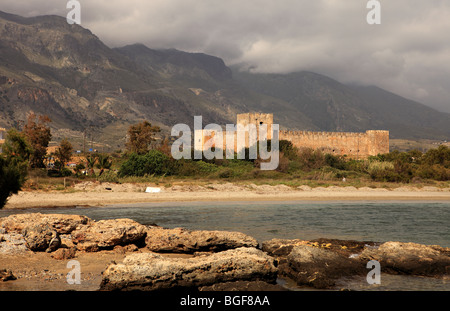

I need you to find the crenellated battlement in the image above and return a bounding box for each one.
[196,113,390,159]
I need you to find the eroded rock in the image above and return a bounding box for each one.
[145,227,259,253]
[99,247,278,291]
[0,269,16,282]
[279,245,366,289]
[72,218,147,252]
[359,241,450,277]
[22,224,58,252]
[0,213,91,234]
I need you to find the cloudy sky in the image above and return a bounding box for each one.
[1,0,450,112]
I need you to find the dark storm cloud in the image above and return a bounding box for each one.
[1,0,449,112]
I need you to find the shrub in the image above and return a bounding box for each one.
[0,157,27,208]
[218,168,234,178]
[118,150,174,177]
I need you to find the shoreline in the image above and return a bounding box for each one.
[4,182,450,209]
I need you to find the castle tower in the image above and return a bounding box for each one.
[236,113,274,142]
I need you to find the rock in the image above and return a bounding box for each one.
[359,241,450,277]
[278,245,366,289]
[99,247,278,291]
[72,218,147,252]
[261,239,310,257]
[113,244,139,254]
[0,213,91,234]
[51,247,77,260]
[145,227,259,253]
[22,224,58,252]
[0,232,29,254]
[0,269,16,282]
[262,238,378,258]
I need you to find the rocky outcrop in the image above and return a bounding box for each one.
[22,224,60,252]
[0,231,29,254]
[262,238,378,289]
[0,213,91,234]
[145,227,259,253]
[71,218,148,252]
[99,247,278,291]
[51,247,77,260]
[279,245,366,289]
[262,238,377,258]
[359,241,450,278]
[0,269,16,282]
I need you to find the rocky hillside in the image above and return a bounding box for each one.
[0,10,448,151]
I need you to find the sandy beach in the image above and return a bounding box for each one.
[4,182,450,209]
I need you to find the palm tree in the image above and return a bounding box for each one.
[96,154,112,176]
[86,154,97,176]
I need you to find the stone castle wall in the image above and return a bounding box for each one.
[279,129,389,159]
[194,113,389,159]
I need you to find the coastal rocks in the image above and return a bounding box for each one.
[51,247,77,260]
[279,245,366,289]
[99,247,278,291]
[0,232,29,254]
[262,238,378,289]
[0,213,91,234]
[0,269,16,282]
[145,227,259,253]
[360,241,450,277]
[22,224,60,252]
[71,218,147,252]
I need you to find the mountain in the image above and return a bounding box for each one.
[231,68,450,139]
[0,11,448,151]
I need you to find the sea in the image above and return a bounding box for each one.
[1,200,449,291]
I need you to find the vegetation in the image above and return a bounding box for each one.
[22,113,52,168]
[55,138,73,172]
[0,129,31,208]
[2,116,448,201]
[125,121,161,155]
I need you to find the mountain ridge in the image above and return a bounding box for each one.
[0,10,448,151]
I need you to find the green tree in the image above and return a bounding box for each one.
[96,154,112,176]
[0,130,30,209]
[118,150,173,177]
[86,154,98,176]
[22,113,52,168]
[55,138,73,171]
[2,128,33,165]
[125,121,160,155]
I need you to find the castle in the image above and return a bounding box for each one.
[195,113,389,159]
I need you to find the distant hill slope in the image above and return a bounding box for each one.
[348,85,450,139]
[0,10,448,151]
[232,68,450,139]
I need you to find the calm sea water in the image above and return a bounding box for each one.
[1,200,449,290]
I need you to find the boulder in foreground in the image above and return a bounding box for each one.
[99,247,277,291]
